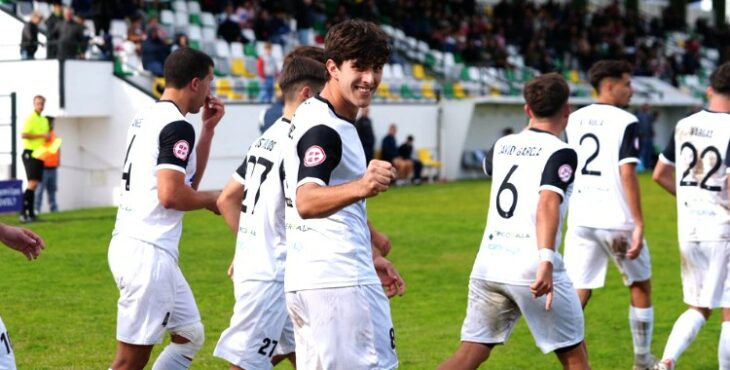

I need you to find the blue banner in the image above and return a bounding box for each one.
[0,180,23,213]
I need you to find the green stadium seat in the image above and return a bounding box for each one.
[247,79,261,101]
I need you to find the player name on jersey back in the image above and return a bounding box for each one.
[566,103,640,231]
[660,110,730,241]
[113,101,197,261]
[283,96,379,292]
[471,128,575,285]
[231,117,290,283]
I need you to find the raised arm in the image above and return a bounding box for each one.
[192,96,225,190]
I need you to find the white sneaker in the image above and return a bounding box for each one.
[633,354,658,370]
[652,359,674,370]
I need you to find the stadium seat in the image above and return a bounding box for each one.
[244,42,257,57]
[109,19,127,39]
[187,25,202,49]
[200,12,216,28]
[391,63,405,80]
[417,148,442,182]
[230,42,245,58]
[422,82,436,100]
[453,82,467,99]
[412,64,427,80]
[230,58,256,78]
[160,10,175,36]
[382,64,394,80]
[247,79,261,101]
[376,82,392,100]
[34,1,50,19]
[174,10,189,34]
[172,0,187,13]
[442,82,455,99]
[400,83,419,100]
[242,28,257,43]
[187,1,201,14]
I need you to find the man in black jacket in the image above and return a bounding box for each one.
[20,11,42,60]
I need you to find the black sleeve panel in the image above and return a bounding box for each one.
[619,121,640,161]
[662,131,676,163]
[541,148,578,193]
[235,157,248,179]
[297,125,343,185]
[483,146,495,176]
[158,120,196,168]
[725,138,730,168]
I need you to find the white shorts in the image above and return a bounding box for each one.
[679,240,730,308]
[564,226,652,289]
[214,280,295,370]
[0,315,16,370]
[108,235,201,345]
[286,284,398,370]
[460,278,584,354]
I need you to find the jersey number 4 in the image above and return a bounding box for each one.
[679,142,722,191]
[121,135,137,191]
[242,155,274,214]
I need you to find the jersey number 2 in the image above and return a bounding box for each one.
[579,133,601,176]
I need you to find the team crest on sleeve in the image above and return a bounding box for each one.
[303,145,326,167]
[173,140,190,160]
[558,164,573,182]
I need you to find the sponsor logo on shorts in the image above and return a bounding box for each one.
[303,145,326,167]
[173,140,190,160]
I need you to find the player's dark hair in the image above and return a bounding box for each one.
[710,62,730,95]
[163,47,214,89]
[324,19,390,72]
[284,45,326,66]
[279,56,328,101]
[588,60,633,91]
[523,73,569,118]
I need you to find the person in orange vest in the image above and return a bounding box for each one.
[34,117,59,213]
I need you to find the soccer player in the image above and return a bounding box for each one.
[0,222,44,370]
[212,50,329,370]
[283,19,403,369]
[563,60,656,370]
[438,73,588,370]
[651,61,730,370]
[107,47,224,370]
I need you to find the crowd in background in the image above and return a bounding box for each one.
[13,0,730,86]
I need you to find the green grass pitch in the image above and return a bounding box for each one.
[0,174,724,369]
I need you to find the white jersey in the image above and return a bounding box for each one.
[283,95,378,292]
[231,117,289,283]
[112,100,197,260]
[471,128,577,285]
[566,103,640,230]
[659,110,730,241]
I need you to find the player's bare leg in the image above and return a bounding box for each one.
[630,280,651,308]
[110,342,153,370]
[271,352,296,368]
[437,341,493,370]
[555,341,591,370]
[576,288,592,308]
[719,308,730,370]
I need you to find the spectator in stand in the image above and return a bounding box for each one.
[171,33,189,53]
[635,103,658,171]
[90,0,118,36]
[354,106,376,165]
[257,42,278,103]
[218,3,244,44]
[127,15,146,54]
[295,0,315,45]
[45,2,63,59]
[35,117,60,214]
[141,27,170,77]
[54,7,87,60]
[236,0,256,29]
[381,123,412,183]
[398,135,423,184]
[20,11,42,60]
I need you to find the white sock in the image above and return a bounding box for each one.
[720,322,730,370]
[661,309,706,363]
[630,306,654,359]
[151,345,192,370]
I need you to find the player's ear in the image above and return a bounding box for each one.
[523,104,533,119]
[706,86,714,100]
[300,85,312,99]
[326,59,339,80]
[189,76,200,92]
